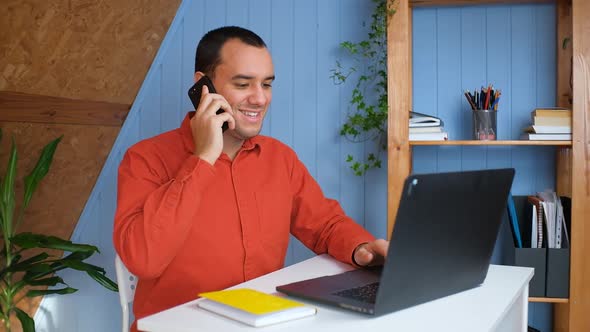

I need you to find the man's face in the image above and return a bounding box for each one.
[210,39,274,140]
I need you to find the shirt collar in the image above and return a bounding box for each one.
[180,112,262,153]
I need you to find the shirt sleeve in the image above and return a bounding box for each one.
[113,148,216,279]
[288,156,375,265]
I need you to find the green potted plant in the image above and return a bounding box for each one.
[332,0,395,175]
[0,128,118,332]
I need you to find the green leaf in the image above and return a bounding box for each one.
[13,275,67,295]
[22,263,57,281]
[0,128,2,201]
[21,251,94,281]
[6,252,49,271]
[0,252,50,280]
[62,250,94,261]
[27,287,77,297]
[26,276,65,287]
[23,136,62,210]
[14,307,35,332]
[11,232,99,253]
[1,137,18,237]
[61,259,106,274]
[86,269,118,292]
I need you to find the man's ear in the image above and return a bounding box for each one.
[194,71,206,82]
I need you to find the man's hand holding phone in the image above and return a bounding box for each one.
[189,84,235,165]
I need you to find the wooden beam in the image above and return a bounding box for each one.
[554,2,574,251]
[0,91,130,126]
[569,0,590,331]
[411,0,552,6]
[557,0,573,108]
[387,0,412,239]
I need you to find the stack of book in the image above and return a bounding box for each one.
[521,107,572,140]
[197,288,316,327]
[409,112,448,141]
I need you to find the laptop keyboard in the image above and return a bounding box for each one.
[332,282,380,304]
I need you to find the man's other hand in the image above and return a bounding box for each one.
[353,239,389,267]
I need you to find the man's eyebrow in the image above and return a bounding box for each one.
[231,74,276,81]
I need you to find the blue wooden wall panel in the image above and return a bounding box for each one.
[337,0,369,229]
[267,1,297,263]
[439,8,465,170]
[247,0,272,136]
[293,0,318,178]
[486,6,511,139]
[459,7,488,169]
[139,67,163,139]
[485,6,512,170]
[270,1,294,145]
[226,0,248,28]
[182,1,204,114]
[360,1,387,239]
[161,29,184,132]
[204,0,226,29]
[316,0,343,202]
[364,164,388,239]
[412,9,439,174]
[290,0,319,262]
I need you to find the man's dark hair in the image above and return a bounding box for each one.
[194,26,267,76]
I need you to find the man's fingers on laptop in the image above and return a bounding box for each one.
[371,239,389,257]
[353,246,373,267]
[354,239,389,267]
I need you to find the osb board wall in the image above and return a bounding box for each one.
[0,0,180,328]
[0,0,182,104]
[0,121,119,330]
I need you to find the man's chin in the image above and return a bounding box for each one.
[230,127,262,140]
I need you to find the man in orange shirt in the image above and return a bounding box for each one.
[113,26,389,331]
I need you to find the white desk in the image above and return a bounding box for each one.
[138,254,533,332]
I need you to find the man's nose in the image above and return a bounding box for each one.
[248,86,268,105]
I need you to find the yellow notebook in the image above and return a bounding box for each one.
[198,288,316,327]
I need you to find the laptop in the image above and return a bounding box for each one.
[276,168,515,316]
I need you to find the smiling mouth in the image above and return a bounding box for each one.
[240,110,260,118]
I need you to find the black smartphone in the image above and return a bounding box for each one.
[187,76,228,132]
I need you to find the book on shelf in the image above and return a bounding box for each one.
[197,288,316,327]
[409,111,443,128]
[409,126,444,134]
[527,195,545,248]
[526,191,570,249]
[532,116,572,127]
[506,192,523,248]
[538,191,558,249]
[524,125,572,134]
[409,131,448,141]
[532,107,572,117]
[521,133,572,140]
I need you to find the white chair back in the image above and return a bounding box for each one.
[115,254,138,332]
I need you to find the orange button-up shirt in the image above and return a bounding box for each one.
[113,112,374,330]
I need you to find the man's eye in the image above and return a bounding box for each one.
[235,83,248,88]
[263,83,273,88]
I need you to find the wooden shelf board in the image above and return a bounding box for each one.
[411,0,553,7]
[529,297,569,303]
[0,91,130,126]
[410,140,572,146]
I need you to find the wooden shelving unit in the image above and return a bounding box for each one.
[410,140,572,146]
[386,0,590,331]
[530,297,569,304]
